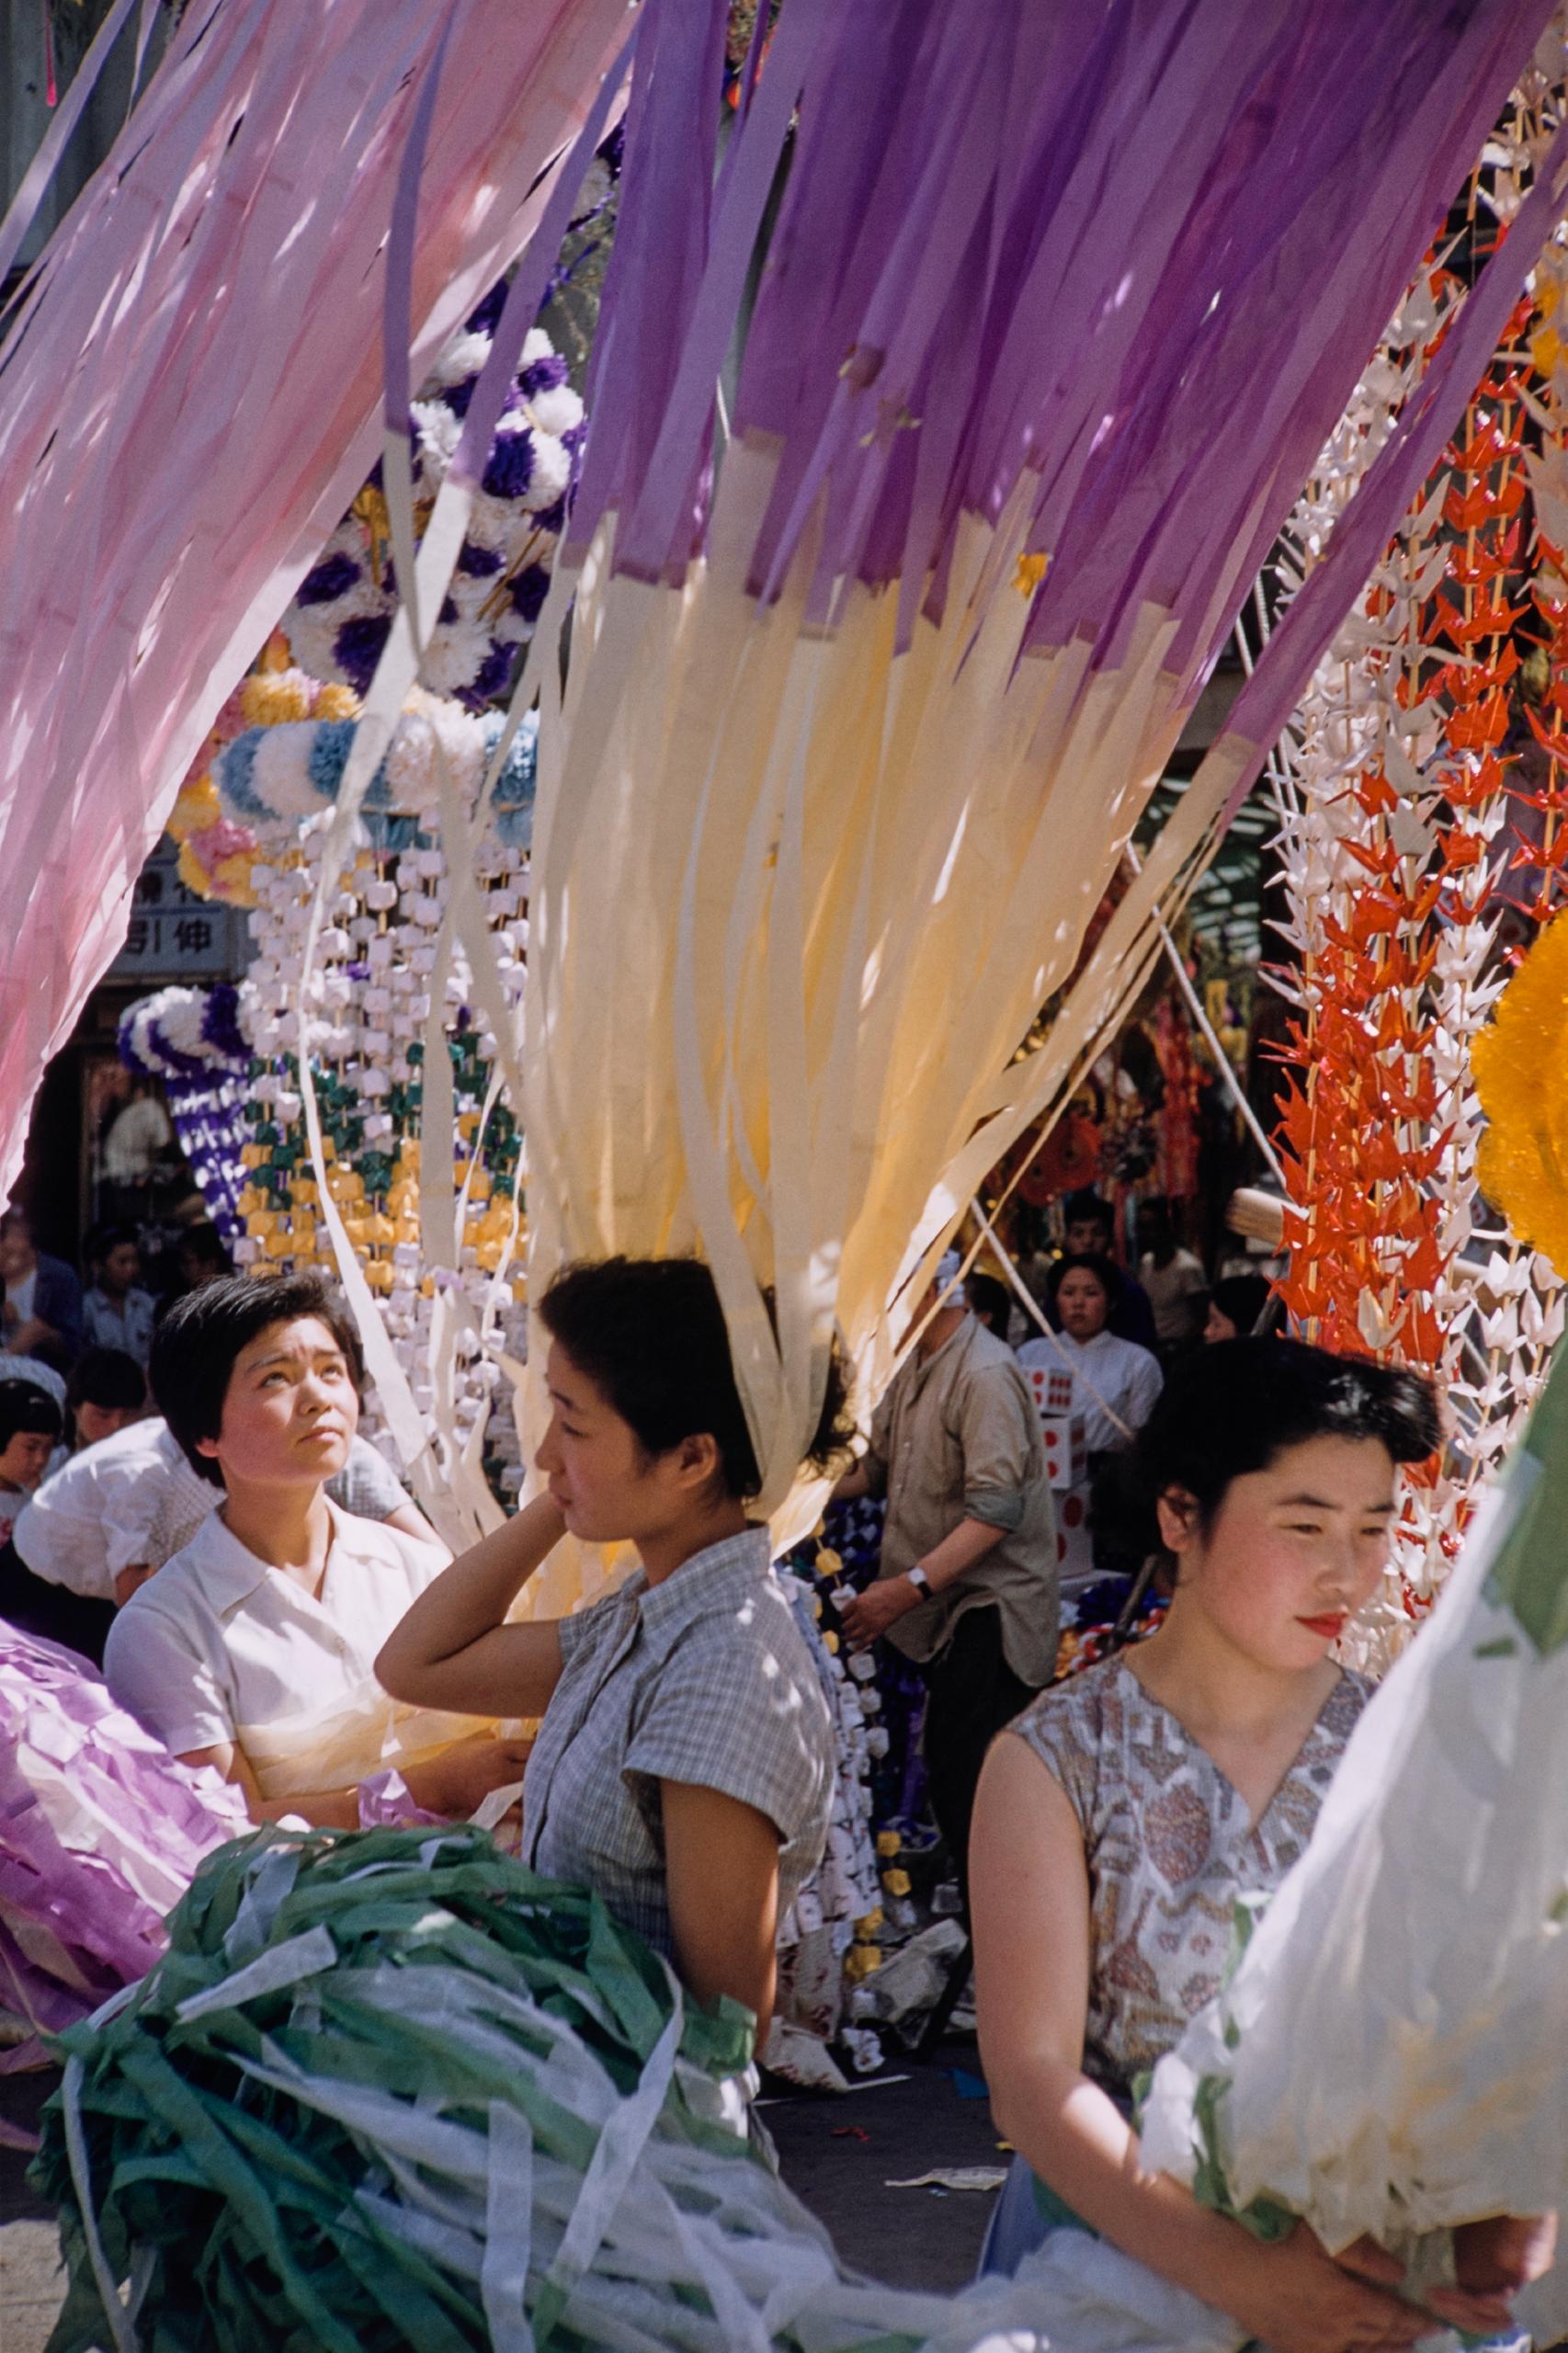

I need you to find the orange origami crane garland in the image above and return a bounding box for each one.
[1268,55,1568,1657]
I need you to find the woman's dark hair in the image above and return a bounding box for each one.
[178,1222,232,1275]
[538,1256,857,1502]
[85,1220,139,1269]
[66,1347,147,1415]
[1047,1249,1123,1312]
[151,1272,362,1487]
[1208,1273,1274,1339]
[1062,1189,1112,1237]
[964,1273,1012,1336]
[1118,1338,1438,1574]
[0,1380,63,1450]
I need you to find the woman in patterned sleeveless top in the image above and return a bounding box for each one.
[971,1338,1556,2352]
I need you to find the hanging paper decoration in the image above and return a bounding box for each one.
[449,0,1568,1607]
[205,701,537,1512]
[1473,906,1568,1268]
[115,984,255,1245]
[283,303,584,710]
[0,0,632,1206]
[1268,47,1568,1654]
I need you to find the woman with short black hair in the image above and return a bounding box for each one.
[971,1339,1551,2343]
[378,1254,853,2043]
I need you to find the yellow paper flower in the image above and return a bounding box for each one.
[315,683,361,722]
[170,775,221,835]
[1473,911,1568,1277]
[242,672,313,727]
[212,850,258,907]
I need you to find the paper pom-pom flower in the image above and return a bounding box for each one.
[283,286,583,712]
[212,691,537,847]
[1473,909,1568,1276]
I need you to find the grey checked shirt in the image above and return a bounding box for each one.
[522,1528,835,1959]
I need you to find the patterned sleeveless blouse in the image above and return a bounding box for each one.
[1007,1653,1369,2104]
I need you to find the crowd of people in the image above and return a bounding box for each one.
[0,1199,1554,2339]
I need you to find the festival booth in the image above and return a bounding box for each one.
[5,1,1568,2346]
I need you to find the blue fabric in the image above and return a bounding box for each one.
[29,1255,83,1358]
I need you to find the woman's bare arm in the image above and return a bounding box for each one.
[970,1735,1496,2348]
[375,1493,569,1718]
[663,1781,781,2052]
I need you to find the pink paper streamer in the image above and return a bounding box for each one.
[0,0,631,1205]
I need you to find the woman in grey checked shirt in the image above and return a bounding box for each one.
[379,1256,856,2045]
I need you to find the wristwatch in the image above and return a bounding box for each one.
[905,1563,932,1599]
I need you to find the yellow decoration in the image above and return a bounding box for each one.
[467,1168,493,1203]
[364,1258,395,1293]
[1473,910,1568,1276]
[881,1869,912,1898]
[176,837,215,898]
[821,1630,840,1654]
[290,1179,320,1206]
[364,1212,395,1247]
[170,776,221,833]
[1014,550,1050,593]
[1533,325,1562,380]
[875,1831,903,1859]
[211,851,258,907]
[245,1210,278,1238]
[814,1546,843,1580]
[242,672,314,728]
[843,1945,881,1983]
[476,1238,506,1272]
[263,1229,293,1259]
[315,682,360,722]
[852,1908,883,1940]
[236,1188,264,1217]
[241,1143,267,1170]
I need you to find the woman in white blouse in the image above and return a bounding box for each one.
[104,1272,528,1827]
[1018,1252,1164,1459]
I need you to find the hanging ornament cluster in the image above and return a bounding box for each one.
[282,287,583,709]
[116,983,254,1245]
[161,259,574,1518]
[1267,40,1568,1658]
[223,769,533,1494]
[165,665,361,906]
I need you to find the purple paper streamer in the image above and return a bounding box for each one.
[445,16,640,501]
[569,0,1552,704]
[381,0,460,632]
[0,1624,245,2043]
[0,0,141,292]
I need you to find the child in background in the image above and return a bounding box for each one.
[65,1347,148,1449]
[0,1381,64,1545]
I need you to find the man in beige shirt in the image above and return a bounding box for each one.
[837,1253,1058,1907]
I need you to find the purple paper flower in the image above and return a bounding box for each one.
[457,541,504,578]
[509,564,551,624]
[520,354,569,400]
[296,550,362,606]
[482,430,534,503]
[470,639,517,704]
[334,613,393,694]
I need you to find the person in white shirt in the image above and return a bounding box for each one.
[1017,1253,1164,1459]
[1136,1196,1209,1355]
[103,1271,527,1826]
